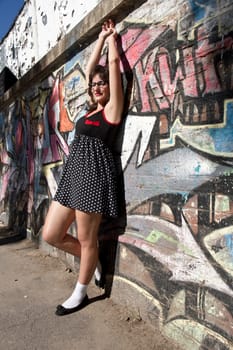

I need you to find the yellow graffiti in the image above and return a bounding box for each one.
[28,88,50,119]
[146,229,194,256]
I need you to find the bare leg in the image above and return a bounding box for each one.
[43,202,103,313]
[55,210,102,313]
[76,210,102,285]
[42,201,81,257]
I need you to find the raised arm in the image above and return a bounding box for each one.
[85,20,124,123]
[85,36,105,87]
[85,22,112,86]
[104,22,124,124]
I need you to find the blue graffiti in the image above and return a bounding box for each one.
[189,0,216,21]
[0,113,4,140]
[224,233,233,258]
[209,101,233,152]
[194,162,201,174]
[64,52,83,75]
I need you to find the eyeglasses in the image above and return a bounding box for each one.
[89,81,108,88]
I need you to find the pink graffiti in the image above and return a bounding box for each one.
[15,121,23,155]
[43,78,69,164]
[135,49,166,111]
[182,47,198,97]
[23,106,35,186]
[122,26,167,68]
[0,148,11,201]
[0,149,10,165]
[119,25,233,113]
[0,168,10,201]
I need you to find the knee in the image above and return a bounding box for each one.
[79,234,98,250]
[42,225,56,246]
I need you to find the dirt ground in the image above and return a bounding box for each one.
[0,238,182,350]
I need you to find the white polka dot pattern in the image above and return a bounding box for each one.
[54,134,119,217]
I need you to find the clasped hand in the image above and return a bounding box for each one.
[99,19,117,41]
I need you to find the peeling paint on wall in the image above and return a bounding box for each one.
[0,0,100,78]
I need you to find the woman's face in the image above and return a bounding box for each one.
[90,74,110,106]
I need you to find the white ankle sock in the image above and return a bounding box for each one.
[94,260,102,281]
[62,281,87,309]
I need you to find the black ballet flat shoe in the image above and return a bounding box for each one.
[55,295,89,316]
[95,275,106,289]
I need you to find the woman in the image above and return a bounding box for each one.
[42,19,124,316]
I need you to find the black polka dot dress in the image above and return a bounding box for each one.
[54,109,121,217]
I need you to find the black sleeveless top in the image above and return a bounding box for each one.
[75,109,121,153]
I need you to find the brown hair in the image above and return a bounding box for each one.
[87,65,109,111]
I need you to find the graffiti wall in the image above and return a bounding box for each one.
[0,0,233,348]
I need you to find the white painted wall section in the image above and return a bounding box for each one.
[0,0,100,78]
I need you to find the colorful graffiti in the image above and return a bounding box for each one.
[0,3,233,348]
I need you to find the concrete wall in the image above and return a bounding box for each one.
[0,0,233,349]
[0,0,100,78]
